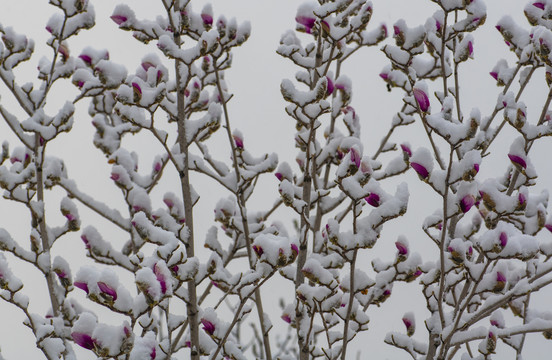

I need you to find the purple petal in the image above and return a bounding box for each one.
[201,13,213,26]
[296,16,316,29]
[379,72,389,81]
[79,54,92,65]
[74,281,89,294]
[499,232,508,247]
[141,61,155,71]
[496,271,506,283]
[460,195,475,213]
[411,162,429,179]
[111,15,128,26]
[71,332,95,350]
[365,193,381,207]
[508,154,527,169]
[534,2,546,10]
[201,319,215,335]
[98,281,117,301]
[545,224,552,233]
[290,243,299,255]
[132,82,142,96]
[518,193,526,207]
[281,314,292,323]
[395,241,408,256]
[413,88,430,112]
[326,76,334,95]
[400,144,412,157]
[349,147,361,168]
[253,245,263,257]
[233,134,244,149]
[473,163,480,173]
[393,25,401,36]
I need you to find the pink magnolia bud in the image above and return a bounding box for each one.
[141,61,155,72]
[326,76,334,95]
[79,54,92,66]
[74,281,89,294]
[499,232,508,248]
[295,16,316,34]
[58,43,70,62]
[132,82,142,102]
[349,147,361,168]
[402,313,415,337]
[281,313,292,324]
[494,271,506,292]
[395,239,408,257]
[508,154,527,170]
[98,281,117,301]
[233,134,244,149]
[533,2,546,10]
[71,332,96,350]
[253,245,263,257]
[111,14,128,25]
[490,71,498,80]
[413,88,430,112]
[411,162,429,179]
[201,319,215,335]
[400,144,412,158]
[460,195,475,213]
[365,193,381,207]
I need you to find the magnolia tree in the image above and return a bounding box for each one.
[1,0,552,359]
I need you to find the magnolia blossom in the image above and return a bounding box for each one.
[71,332,96,350]
[201,319,215,335]
[413,88,430,112]
[508,154,527,170]
[365,193,381,207]
[98,281,117,301]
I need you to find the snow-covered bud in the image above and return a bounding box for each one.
[233,131,244,150]
[494,271,507,292]
[295,3,316,34]
[393,24,405,47]
[460,194,475,213]
[395,236,409,261]
[516,191,527,211]
[365,193,381,208]
[98,281,117,301]
[498,232,508,249]
[413,87,430,112]
[402,312,415,337]
[253,245,263,257]
[201,318,215,335]
[400,143,412,159]
[132,82,142,102]
[508,154,527,171]
[72,332,96,350]
[74,281,89,294]
[490,311,505,328]
[201,4,214,28]
[326,76,334,96]
[58,42,70,62]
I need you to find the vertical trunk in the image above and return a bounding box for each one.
[173,15,200,359]
[35,135,60,317]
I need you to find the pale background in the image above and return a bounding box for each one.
[0,0,551,359]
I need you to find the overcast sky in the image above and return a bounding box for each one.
[0,1,551,359]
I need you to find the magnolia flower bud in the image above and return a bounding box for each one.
[413,88,430,112]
